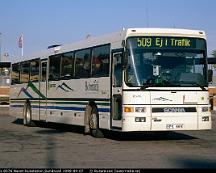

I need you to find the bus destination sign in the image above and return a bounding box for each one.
[135,37,197,49]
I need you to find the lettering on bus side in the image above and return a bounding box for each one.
[85,81,99,92]
[152,107,196,113]
[164,107,186,113]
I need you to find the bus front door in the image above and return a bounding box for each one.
[111,51,123,130]
[39,59,48,121]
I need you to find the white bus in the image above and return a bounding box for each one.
[10,28,212,137]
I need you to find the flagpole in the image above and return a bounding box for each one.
[21,34,24,57]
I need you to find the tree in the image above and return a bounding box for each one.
[212,50,216,58]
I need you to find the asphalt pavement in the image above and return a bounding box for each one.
[0,107,216,169]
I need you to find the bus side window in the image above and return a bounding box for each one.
[75,49,91,78]
[20,61,30,83]
[30,60,39,82]
[49,55,61,81]
[12,63,20,84]
[92,45,110,77]
[41,62,47,82]
[61,52,74,79]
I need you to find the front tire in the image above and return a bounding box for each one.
[85,104,104,138]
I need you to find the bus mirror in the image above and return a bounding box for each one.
[208,69,213,82]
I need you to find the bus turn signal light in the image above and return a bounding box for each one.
[124,107,134,113]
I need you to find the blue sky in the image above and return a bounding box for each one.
[0,0,216,62]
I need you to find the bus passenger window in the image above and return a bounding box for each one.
[92,45,110,77]
[61,52,74,79]
[75,49,91,78]
[21,62,30,83]
[41,62,47,82]
[30,60,39,82]
[49,55,61,81]
[12,63,20,84]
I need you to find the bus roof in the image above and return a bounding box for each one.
[126,28,206,38]
[11,28,206,64]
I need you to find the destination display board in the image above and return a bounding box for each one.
[127,37,206,50]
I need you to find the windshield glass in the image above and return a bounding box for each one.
[126,37,208,88]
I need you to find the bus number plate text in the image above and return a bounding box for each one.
[166,124,184,129]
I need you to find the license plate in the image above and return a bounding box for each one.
[166,124,184,129]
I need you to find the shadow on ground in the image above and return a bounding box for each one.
[12,118,84,135]
[102,130,197,141]
[12,118,197,141]
[173,158,216,168]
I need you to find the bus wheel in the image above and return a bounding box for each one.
[84,104,91,134]
[89,106,104,138]
[23,102,34,127]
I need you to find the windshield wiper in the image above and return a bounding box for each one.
[140,84,150,90]
[178,81,207,91]
[140,81,207,91]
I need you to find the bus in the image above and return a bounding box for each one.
[0,62,11,106]
[10,28,212,137]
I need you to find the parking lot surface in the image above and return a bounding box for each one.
[0,107,216,168]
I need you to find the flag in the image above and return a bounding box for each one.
[18,34,24,56]
[18,35,23,48]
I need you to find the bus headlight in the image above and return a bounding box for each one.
[124,107,146,113]
[124,107,134,113]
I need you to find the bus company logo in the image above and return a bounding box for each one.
[85,81,99,92]
[57,82,74,92]
[164,107,186,113]
[153,97,173,102]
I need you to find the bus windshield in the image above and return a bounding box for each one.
[125,37,208,88]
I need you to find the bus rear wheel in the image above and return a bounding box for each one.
[89,106,104,138]
[23,102,34,127]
